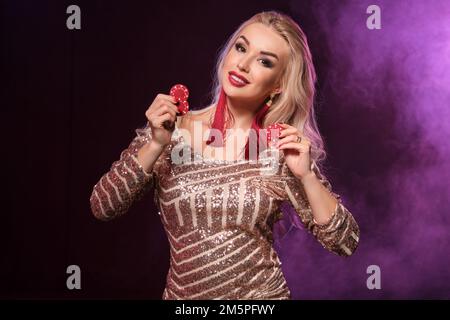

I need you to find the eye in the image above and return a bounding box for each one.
[259,59,274,68]
[235,43,246,53]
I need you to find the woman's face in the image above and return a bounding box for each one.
[221,22,290,106]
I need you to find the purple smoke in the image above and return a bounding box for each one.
[274,0,450,299]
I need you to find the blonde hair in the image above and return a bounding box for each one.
[209,11,326,166]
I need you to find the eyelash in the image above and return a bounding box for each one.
[234,43,274,68]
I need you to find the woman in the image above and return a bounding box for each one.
[90,11,360,300]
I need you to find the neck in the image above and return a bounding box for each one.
[225,96,261,131]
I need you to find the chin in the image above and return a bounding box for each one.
[224,87,251,102]
[222,80,249,99]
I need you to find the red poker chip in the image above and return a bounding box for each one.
[266,123,283,144]
[170,84,189,102]
[177,100,189,115]
[170,84,190,116]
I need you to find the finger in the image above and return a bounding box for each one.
[276,134,298,147]
[278,142,304,151]
[149,95,178,113]
[158,100,179,114]
[279,123,306,137]
[154,104,177,118]
[154,113,174,129]
[279,127,298,138]
[157,93,178,104]
[279,123,293,130]
[280,133,311,146]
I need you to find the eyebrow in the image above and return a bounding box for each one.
[238,35,279,60]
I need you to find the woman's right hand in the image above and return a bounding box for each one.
[145,93,179,148]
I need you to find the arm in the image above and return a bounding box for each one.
[284,161,360,256]
[89,122,163,221]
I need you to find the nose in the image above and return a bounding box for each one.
[237,57,251,73]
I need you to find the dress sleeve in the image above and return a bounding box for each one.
[89,122,155,221]
[283,160,360,256]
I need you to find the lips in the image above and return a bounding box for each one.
[228,71,250,87]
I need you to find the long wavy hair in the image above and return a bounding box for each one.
[207,11,326,166]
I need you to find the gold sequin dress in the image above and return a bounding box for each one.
[90,121,360,300]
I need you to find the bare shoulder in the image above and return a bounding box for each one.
[179,104,214,130]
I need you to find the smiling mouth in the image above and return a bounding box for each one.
[228,72,249,87]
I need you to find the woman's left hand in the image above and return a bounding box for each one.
[276,123,312,180]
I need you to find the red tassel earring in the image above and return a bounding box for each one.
[206,87,228,147]
[244,93,276,161]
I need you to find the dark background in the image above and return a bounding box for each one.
[2,0,449,299]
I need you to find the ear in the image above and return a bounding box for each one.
[271,84,282,96]
[271,89,282,96]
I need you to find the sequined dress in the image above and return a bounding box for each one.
[90,120,360,300]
